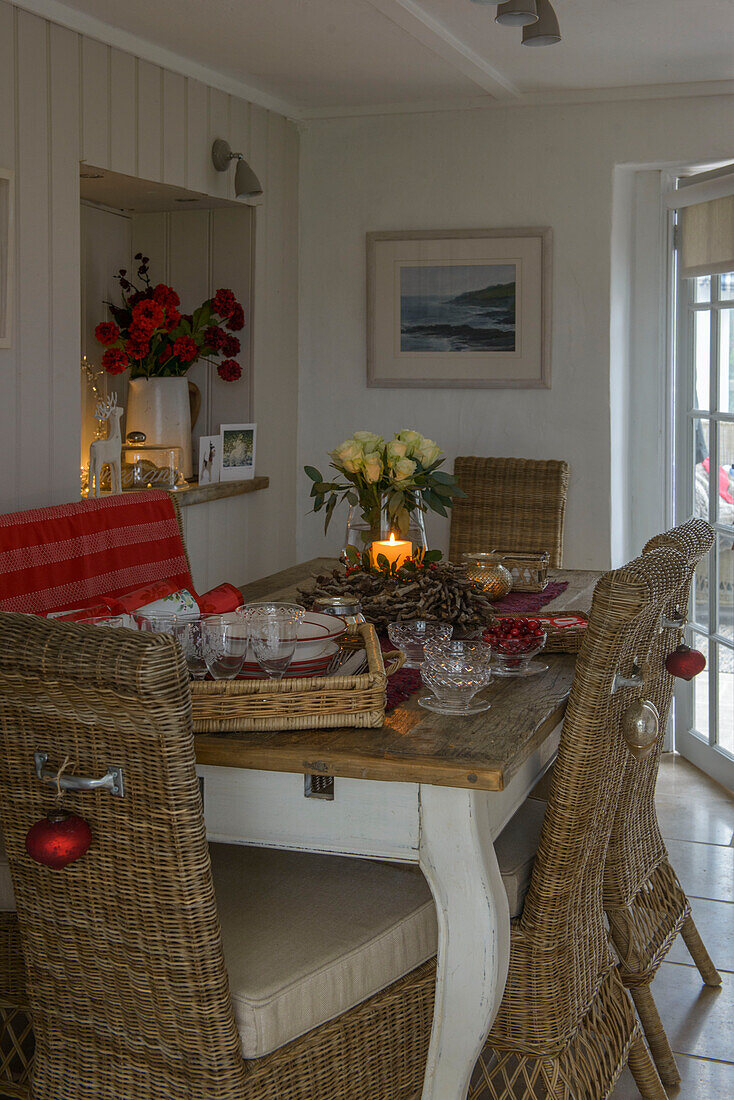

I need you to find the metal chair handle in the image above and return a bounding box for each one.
[34,752,125,798]
[612,663,645,694]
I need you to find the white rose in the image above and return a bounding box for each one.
[415,438,442,467]
[362,452,383,483]
[392,457,417,482]
[385,440,408,464]
[396,430,423,455]
[330,438,364,473]
[353,431,383,454]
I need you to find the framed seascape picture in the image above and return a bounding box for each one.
[367,228,551,389]
[0,169,14,349]
[219,423,257,481]
[198,435,221,485]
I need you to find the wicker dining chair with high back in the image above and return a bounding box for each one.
[603,517,721,1088]
[449,456,570,565]
[470,547,686,1100]
[0,613,438,1100]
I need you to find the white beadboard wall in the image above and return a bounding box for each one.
[0,0,299,586]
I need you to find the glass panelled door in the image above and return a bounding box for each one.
[676,269,734,791]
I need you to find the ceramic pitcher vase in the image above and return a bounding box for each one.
[126,377,193,478]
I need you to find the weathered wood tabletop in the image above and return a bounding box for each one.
[194,560,601,792]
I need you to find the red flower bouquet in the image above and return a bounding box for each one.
[95,255,245,382]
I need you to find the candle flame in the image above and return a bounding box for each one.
[389,532,397,544]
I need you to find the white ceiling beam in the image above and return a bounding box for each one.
[362,0,520,100]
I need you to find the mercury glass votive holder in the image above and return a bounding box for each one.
[461,553,513,600]
[387,619,453,669]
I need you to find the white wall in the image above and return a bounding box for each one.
[0,1,299,584]
[297,96,734,569]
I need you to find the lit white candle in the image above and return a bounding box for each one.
[370,532,413,571]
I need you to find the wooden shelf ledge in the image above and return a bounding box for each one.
[168,476,269,507]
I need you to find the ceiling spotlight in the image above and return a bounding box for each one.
[522,0,561,44]
[496,0,538,27]
[211,139,263,199]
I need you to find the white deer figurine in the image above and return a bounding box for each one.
[89,394,124,497]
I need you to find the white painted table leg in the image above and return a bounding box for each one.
[419,784,511,1100]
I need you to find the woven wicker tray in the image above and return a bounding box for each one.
[190,623,401,734]
[501,611,589,654]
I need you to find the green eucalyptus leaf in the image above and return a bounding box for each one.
[324,495,337,533]
[424,549,443,563]
[425,490,448,517]
[304,466,322,482]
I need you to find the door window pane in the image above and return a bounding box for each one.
[721,272,734,301]
[692,547,712,631]
[718,421,734,524]
[719,530,734,644]
[694,275,712,302]
[716,644,733,757]
[693,419,711,522]
[692,632,710,740]
[719,307,734,413]
[693,311,711,409]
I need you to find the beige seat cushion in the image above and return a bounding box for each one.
[211,843,437,1059]
[495,796,546,918]
[0,826,16,911]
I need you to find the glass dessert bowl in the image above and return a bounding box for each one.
[419,652,493,715]
[387,619,452,669]
[484,617,548,677]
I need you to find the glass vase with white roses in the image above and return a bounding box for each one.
[305,429,465,551]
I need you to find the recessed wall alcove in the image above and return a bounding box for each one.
[80,165,254,479]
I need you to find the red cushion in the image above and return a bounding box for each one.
[0,491,193,615]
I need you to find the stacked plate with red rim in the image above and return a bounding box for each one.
[237,641,340,679]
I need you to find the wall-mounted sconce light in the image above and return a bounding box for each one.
[211,139,263,199]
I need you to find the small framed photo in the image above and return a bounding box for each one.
[198,435,220,485]
[220,423,257,481]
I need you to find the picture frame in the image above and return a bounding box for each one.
[0,169,14,350]
[366,228,551,389]
[198,434,221,485]
[219,423,257,481]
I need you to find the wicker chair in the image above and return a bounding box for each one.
[470,547,685,1100]
[449,457,569,566]
[604,517,721,1088]
[0,613,437,1100]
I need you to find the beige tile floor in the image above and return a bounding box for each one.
[611,753,734,1098]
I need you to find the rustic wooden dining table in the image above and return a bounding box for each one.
[195,560,600,1100]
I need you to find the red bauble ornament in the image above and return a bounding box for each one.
[665,643,706,681]
[25,810,92,869]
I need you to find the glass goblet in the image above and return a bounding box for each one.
[135,612,213,680]
[201,613,250,680]
[248,607,299,680]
